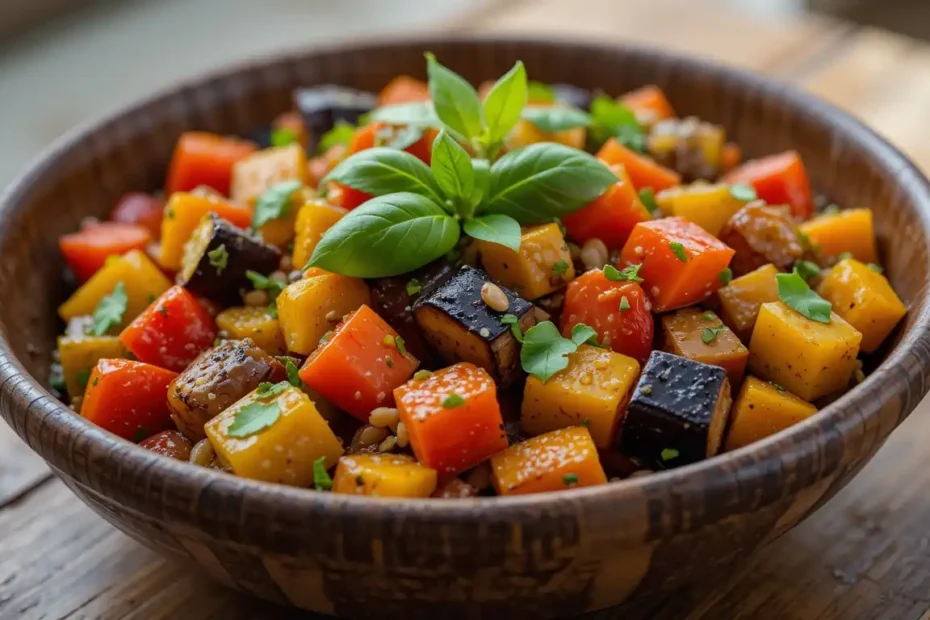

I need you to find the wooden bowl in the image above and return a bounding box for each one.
[2,37,930,618]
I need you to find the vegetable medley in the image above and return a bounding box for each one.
[51,54,907,498]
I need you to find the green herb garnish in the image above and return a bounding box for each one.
[604,263,644,283]
[639,187,660,215]
[570,323,599,347]
[251,180,302,231]
[701,313,715,322]
[771,382,785,393]
[527,81,555,103]
[669,242,688,262]
[501,313,524,343]
[520,321,578,382]
[406,278,422,296]
[318,121,356,154]
[228,399,281,438]
[619,296,631,311]
[701,326,723,344]
[837,252,853,261]
[356,474,365,486]
[284,359,302,388]
[729,184,757,202]
[413,370,433,381]
[92,282,128,336]
[794,260,821,281]
[76,369,91,390]
[868,263,883,274]
[442,393,465,408]
[395,336,407,357]
[246,271,286,302]
[552,260,569,276]
[719,268,733,285]
[313,456,333,491]
[207,244,228,274]
[660,448,679,461]
[270,127,299,147]
[563,473,579,486]
[776,271,832,323]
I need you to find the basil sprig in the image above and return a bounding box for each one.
[520,94,646,152]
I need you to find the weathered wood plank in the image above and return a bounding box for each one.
[0,422,50,507]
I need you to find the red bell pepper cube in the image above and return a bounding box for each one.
[59,222,152,282]
[620,85,676,123]
[724,150,814,219]
[110,192,165,238]
[596,137,681,192]
[562,165,652,249]
[119,285,217,372]
[165,132,257,196]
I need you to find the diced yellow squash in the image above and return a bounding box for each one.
[159,191,252,270]
[506,117,586,150]
[724,376,817,451]
[292,199,348,269]
[332,453,437,498]
[817,258,906,353]
[205,383,343,487]
[257,188,319,248]
[521,344,639,449]
[277,272,371,354]
[215,306,286,355]
[477,223,575,300]
[490,426,607,496]
[655,183,746,237]
[799,208,877,263]
[57,334,127,396]
[716,263,779,343]
[230,144,307,205]
[748,301,862,401]
[59,249,171,324]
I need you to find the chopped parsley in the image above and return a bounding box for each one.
[719,267,733,285]
[442,394,465,408]
[313,456,333,491]
[207,244,229,274]
[582,418,590,427]
[251,180,302,231]
[413,370,433,381]
[868,263,884,274]
[660,448,680,461]
[639,187,660,215]
[552,260,570,276]
[228,399,281,438]
[317,121,355,154]
[563,473,579,486]
[669,242,688,262]
[386,357,394,368]
[406,278,422,296]
[701,326,723,344]
[256,381,288,398]
[246,271,286,301]
[794,260,821,281]
[729,184,757,202]
[284,359,302,388]
[701,313,715,322]
[92,282,128,336]
[500,313,524,342]
[619,295,631,311]
[604,263,644,283]
[395,336,407,357]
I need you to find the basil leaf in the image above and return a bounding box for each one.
[590,95,645,151]
[324,147,443,204]
[430,130,474,205]
[369,101,441,128]
[484,143,617,223]
[228,400,281,438]
[377,124,424,151]
[521,105,591,133]
[92,282,128,336]
[794,260,821,281]
[426,52,484,140]
[252,180,302,230]
[776,271,832,324]
[463,214,521,251]
[468,158,491,208]
[307,192,460,278]
[483,60,527,145]
[527,81,556,103]
[570,323,598,347]
[318,120,355,154]
[520,321,578,383]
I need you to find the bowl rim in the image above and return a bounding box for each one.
[3,34,930,538]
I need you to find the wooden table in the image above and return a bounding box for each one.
[4,1,930,618]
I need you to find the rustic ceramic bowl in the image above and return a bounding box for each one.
[1,36,929,619]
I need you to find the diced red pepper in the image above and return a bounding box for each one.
[80,358,178,440]
[119,286,217,372]
[59,222,152,282]
[724,150,814,219]
[620,217,735,312]
[620,85,676,124]
[379,75,431,106]
[560,269,654,363]
[165,132,257,196]
[299,305,419,420]
[110,192,164,238]
[562,165,652,249]
[596,138,681,192]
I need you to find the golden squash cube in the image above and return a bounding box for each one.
[216,306,286,355]
[477,222,575,300]
[57,335,127,396]
[656,182,746,237]
[521,344,639,449]
[725,376,817,451]
[506,117,586,150]
[799,208,877,263]
[291,199,348,269]
[332,453,437,498]
[817,258,906,353]
[230,144,307,205]
[661,308,748,387]
[716,263,779,343]
[277,272,371,354]
[205,383,343,487]
[748,301,862,401]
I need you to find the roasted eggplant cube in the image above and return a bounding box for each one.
[293,85,378,150]
[413,266,538,387]
[178,213,280,305]
[551,83,591,110]
[618,351,732,469]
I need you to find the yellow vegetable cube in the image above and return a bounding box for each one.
[748,301,862,401]
[716,263,779,343]
[291,199,348,269]
[258,188,319,248]
[59,249,171,324]
[655,183,746,237]
[216,306,286,355]
[799,208,877,263]
[506,118,586,150]
[277,272,371,354]
[159,191,253,270]
[817,259,906,353]
[477,223,575,300]
[725,376,817,451]
[205,383,343,487]
[521,344,639,449]
[332,453,437,498]
[57,334,127,396]
[230,144,307,205]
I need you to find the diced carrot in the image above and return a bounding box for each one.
[724,150,814,219]
[158,192,253,271]
[299,305,419,420]
[110,193,164,238]
[119,286,217,372]
[59,222,152,282]
[379,75,430,106]
[165,132,257,196]
[721,142,741,173]
[620,217,735,312]
[394,362,508,476]
[80,358,178,441]
[562,164,652,248]
[596,138,681,192]
[620,85,676,124]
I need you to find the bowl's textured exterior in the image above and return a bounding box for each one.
[1,37,930,619]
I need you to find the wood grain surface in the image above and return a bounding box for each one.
[3,1,930,619]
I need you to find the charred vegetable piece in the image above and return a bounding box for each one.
[230,144,307,206]
[552,83,592,110]
[395,362,508,476]
[618,351,732,469]
[748,301,862,401]
[300,305,418,420]
[724,376,817,451]
[817,259,906,353]
[477,223,575,300]
[716,264,780,343]
[204,383,344,487]
[167,339,284,441]
[656,182,749,238]
[277,271,371,355]
[119,286,218,372]
[597,137,681,192]
[332,453,438,498]
[799,208,877,263]
[59,222,152,282]
[291,200,348,270]
[562,165,651,249]
[490,426,607,496]
[413,266,538,387]
[57,333,127,397]
[80,359,178,441]
[521,344,640,449]
[619,216,735,312]
[661,308,748,387]
[177,213,280,305]
[215,306,286,355]
[165,132,257,196]
[718,203,804,277]
[724,150,814,219]
[294,84,378,149]
[139,430,193,460]
[620,85,676,126]
[646,117,726,181]
[159,191,253,271]
[110,192,164,238]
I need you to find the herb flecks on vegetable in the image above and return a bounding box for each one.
[619,295,631,311]
[639,187,660,215]
[776,271,832,323]
[406,278,422,296]
[92,282,128,336]
[719,267,733,285]
[228,399,281,438]
[442,393,465,408]
[313,456,333,491]
[669,242,688,262]
[868,263,884,274]
[252,180,302,231]
[552,260,569,276]
[701,326,723,344]
[604,263,644,283]
[660,448,680,461]
[207,244,229,274]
